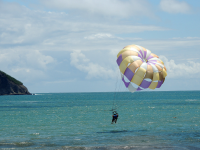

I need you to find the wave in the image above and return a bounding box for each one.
[185,99,198,101]
[0,141,34,148]
[61,145,189,150]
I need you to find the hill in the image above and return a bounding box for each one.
[0,71,31,95]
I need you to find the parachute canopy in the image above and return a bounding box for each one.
[116,45,167,93]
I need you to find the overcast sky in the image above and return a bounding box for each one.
[0,0,200,93]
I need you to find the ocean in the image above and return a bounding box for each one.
[0,91,200,150]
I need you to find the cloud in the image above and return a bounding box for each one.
[172,37,200,40]
[84,33,143,41]
[0,49,55,70]
[11,68,47,82]
[0,49,55,83]
[41,0,154,18]
[0,0,199,92]
[0,1,166,53]
[160,0,191,14]
[0,1,162,54]
[70,50,117,79]
[160,55,200,78]
[44,79,76,84]
[0,1,28,17]
[84,33,113,40]
[132,38,200,53]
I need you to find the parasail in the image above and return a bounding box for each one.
[116,44,167,93]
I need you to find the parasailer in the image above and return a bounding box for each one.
[111,111,118,124]
[111,45,167,123]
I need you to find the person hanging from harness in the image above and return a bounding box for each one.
[111,111,119,124]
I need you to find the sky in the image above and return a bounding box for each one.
[0,0,200,93]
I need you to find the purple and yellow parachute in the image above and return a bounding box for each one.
[116,45,167,93]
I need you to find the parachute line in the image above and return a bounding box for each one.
[112,70,121,111]
[112,70,128,112]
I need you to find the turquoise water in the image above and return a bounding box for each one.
[0,91,200,150]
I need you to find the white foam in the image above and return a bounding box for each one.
[185,99,198,101]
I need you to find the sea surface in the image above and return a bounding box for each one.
[0,91,200,150]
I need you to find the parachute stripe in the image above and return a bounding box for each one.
[121,75,130,88]
[138,53,143,60]
[144,50,147,59]
[128,84,137,93]
[139,50,144,58]
[147,60,157,65]
[124,68,134,81]
[136,45,144,57]
[162,68,167,78]
[156,63,164,69]
[119,56,134,73]
[129,48,140,53]
[146,49,151,59]
[147,55,154,60]
[131,67,146,86]
[117,54,123,66]
[140,62,148,70]
[131,56,142,61]
[140,80,151,89]
[131,74,144,86]
[153,72,159,81]
[137,87,143,91]
[149,81,158,89]
[156,80,163,88]
[149,64,159,72]
[148,57,160,61]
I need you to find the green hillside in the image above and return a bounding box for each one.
[0,70,23,85]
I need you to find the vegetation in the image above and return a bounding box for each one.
[0,70,23,85]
